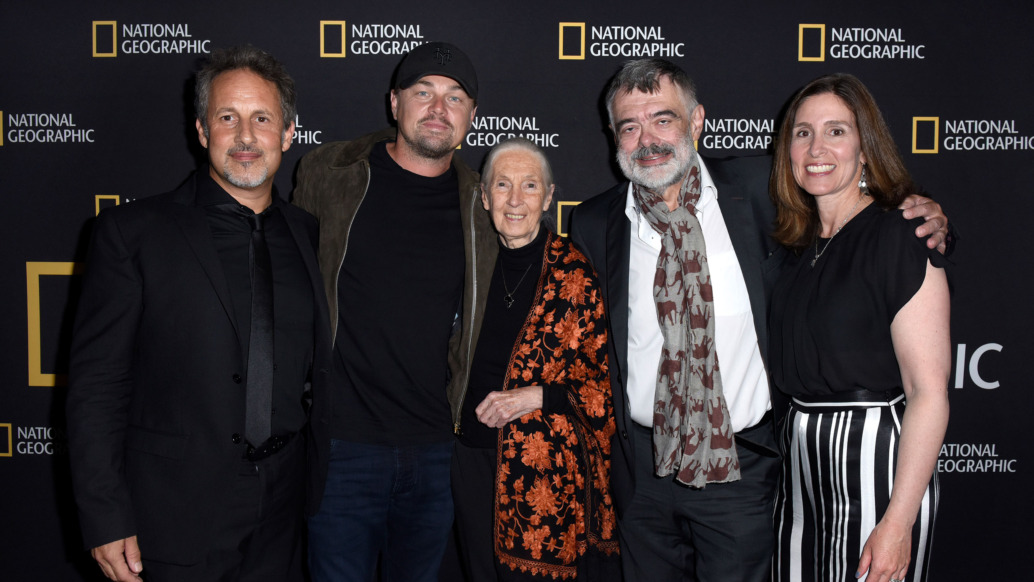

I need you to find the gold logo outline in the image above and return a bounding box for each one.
[320,20,347,58]
[93,21,117,58]
[558,23,586,60]
[556,201,582,237]
[798,24,825,62]
[912,117,940,154]
[26,262,84,387]
[0,424,12,457]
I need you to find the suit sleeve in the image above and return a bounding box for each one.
[66,209,143,549]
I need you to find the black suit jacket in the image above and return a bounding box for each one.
[66,171,332,564]
[568,155,786,513]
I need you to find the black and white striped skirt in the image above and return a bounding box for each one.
[773,390,938,582]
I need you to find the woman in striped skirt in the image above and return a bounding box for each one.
[768,73,951,582]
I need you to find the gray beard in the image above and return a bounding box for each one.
[222,163,269,189]
[617,135,698,193]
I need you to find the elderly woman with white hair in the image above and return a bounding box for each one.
[451,138,620,581]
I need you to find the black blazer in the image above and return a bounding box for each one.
[66,171,332,563]
[568,155,785,512]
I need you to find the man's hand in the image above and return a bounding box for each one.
[91,536,143,582]
[476,386,544,428]
[899,194,950,254]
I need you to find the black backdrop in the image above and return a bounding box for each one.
[1,1,1030,579]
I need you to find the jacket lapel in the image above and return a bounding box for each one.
[171,172,241,341]
[605,186,632,390]
[713,168,771,364]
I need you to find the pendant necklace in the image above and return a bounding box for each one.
[812,194,868,267]
[501,263,533,308]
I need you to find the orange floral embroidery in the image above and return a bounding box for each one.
[494,234,619,579]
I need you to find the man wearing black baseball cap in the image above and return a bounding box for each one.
[293,42,496,582]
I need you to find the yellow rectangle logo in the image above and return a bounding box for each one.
[26,262,84,387]
[320,21,347,58]
[556,201,582,237]
[912,117,939,154]
[798,24,825,62]
[558,23,586,60]
[0,424,11,457]
[93,21,117,57]
[95,195,120,216]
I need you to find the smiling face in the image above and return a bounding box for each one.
[481,149,554,249]
[390,74,476,160]
[610,76,705,204]
[196,68,294,206]
[790,92,866,201]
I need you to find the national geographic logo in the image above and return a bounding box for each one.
[798,24,924,61]
[466,115,560,149]
[938,443,1017,474]
[701,118,774,152]
[0,424,10,457]
[291,116,323,145]
[0,424,68,457]
[3,112,95,145]
[320,21,425,57]
[559,22,685,60]
[912,117,1034,153]
[91,21,211,57]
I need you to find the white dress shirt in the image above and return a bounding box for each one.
[624,160,771,432]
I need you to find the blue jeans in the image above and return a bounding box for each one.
[308,438,454,582]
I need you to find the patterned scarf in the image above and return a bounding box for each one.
[633,161,741,488]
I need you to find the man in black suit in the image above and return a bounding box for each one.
[67,46,331,582]
[569,59,948,582]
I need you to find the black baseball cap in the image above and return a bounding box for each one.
[394,42,478,100]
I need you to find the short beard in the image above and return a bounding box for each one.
[223,164,269,189]
[616,133,698,193]
[221,145,268,189]
[401,118,458,160]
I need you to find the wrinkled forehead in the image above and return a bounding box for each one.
[492,150,546,178]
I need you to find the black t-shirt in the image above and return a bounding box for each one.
[332,142,465,444]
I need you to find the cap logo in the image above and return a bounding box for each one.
[434,47,452,66]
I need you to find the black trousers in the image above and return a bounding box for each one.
[618,418,781,582]
[450,440,499,582]
[141,435,306,582]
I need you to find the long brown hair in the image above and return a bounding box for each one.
[770,73,916,248]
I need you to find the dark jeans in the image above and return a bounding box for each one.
[307,438,454,582]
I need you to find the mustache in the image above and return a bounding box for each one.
[418,114,453,129]
[630,143,675,160]
[227,144,263,155]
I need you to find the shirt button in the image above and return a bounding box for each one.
[232,374,242,384]
[231,433,241,444]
